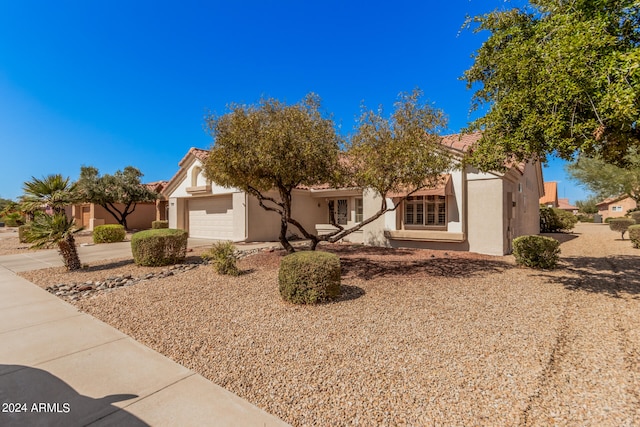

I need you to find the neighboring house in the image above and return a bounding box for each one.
[164,133,544,255]
[70,181,168,231]
[596,195,638,220]
[539,182,558,208]
[557,198,578,214]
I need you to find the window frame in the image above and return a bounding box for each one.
[403,195,447,229]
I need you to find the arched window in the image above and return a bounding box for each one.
[191,166,202,187]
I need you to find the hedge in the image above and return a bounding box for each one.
[629,225,640,249]
[93,224,126,243]
[131,229,188,266]
[512,235,561,269]
[278,251,341,304]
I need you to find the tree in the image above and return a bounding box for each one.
[20,174,77,215]
[203,90,453,252]
[76,166,158,230]
[566,148,640,203]
[463,0,640,170]
[24,213,83,270]
[0,197,13,213]
[575,197,599,215]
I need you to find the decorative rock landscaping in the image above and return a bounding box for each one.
[45,263,201,301]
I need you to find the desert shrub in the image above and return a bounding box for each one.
[202,241,239,275]
[131,228,188,266]
[629,225,640,249]
[93,224,126,243]
[575,213,594,223]
[629,211,640,224]
[540,206,578,232]
[18,224,31,243]
[512,235,561,269]
[152,220,169,229]
[605,217,617,223]
[609,217,636,240]
[279,251,341,304]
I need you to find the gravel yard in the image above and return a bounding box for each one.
[15,223,640,426]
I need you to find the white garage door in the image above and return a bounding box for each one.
[188,196,234,239]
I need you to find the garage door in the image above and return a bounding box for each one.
[188,196,234,239]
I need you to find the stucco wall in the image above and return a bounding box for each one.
[466,172,506,255]
[89,203,157,230]
[598,197,637,220]
[167,159,239,198]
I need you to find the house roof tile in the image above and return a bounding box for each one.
[539,182,558,205]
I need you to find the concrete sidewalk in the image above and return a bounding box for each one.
[0,238,287,273]
[0,244,291,425]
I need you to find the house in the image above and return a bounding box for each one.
[70,181,168,231]
[539,182,558,208]
[163,133,544,256]
[557,198,578,214]
[596,195,637,220]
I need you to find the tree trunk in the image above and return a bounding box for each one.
[279,218,295,253]
[58,234,82,271]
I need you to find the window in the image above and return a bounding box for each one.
[612,206,623,212]
[355,198,363,223]
[404,196,446,226]
[328,199,348,225]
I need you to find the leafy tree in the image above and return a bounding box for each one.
[463,0,640,169]
[20,174,77,215]
[76,166,158,230]
[24,213,83,270]
[575,197,599,215]
[203,90,453,252]
[566,148,640,203]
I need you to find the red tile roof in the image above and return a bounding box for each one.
[557,198,577,211]
[539,182,558,206]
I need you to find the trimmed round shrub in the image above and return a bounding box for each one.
[512,235,561,269]
[629,211,640,224]
[609,217,636,240]
[279,251,341,304]
[152,220,169,229]
[131,229,188,266]
[629,225,640,249]
[539,206,577,232]
[202,241,239,275]
[93,224,126,243]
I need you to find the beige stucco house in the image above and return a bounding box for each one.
[164,133,544,255]
[596,195,638,220]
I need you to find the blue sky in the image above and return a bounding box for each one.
[0,0,588,203]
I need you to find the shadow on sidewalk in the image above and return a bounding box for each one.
[0,365,148,427]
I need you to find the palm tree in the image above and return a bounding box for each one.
[21,174,77,215]
[25,214,83,270]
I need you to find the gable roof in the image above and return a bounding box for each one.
[163,147,209,197]
[557,198,577,211]
[539,182,558,206]
[596,194,633,207]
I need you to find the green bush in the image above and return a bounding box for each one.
[152,220,169,229]
[202,241,239,275]
[629,225,640,249]
[4,212,24,227]
[609,217,636,240]
[18,224,31,243]
[629,211,640,224]
[540,206,577,232]
[131,229,188,266]
[512,235,561,269]
[278,251,341,304]
[605,217,617,223]
[575,213,594,223]
[93,224,126,243]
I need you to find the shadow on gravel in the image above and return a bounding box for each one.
[540,232,580,244]
[538,255,640,297]
[339,256,512,280]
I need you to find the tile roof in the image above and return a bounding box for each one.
[539,182,558,205]
[440,132,482,153]
[557,198,577,210]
